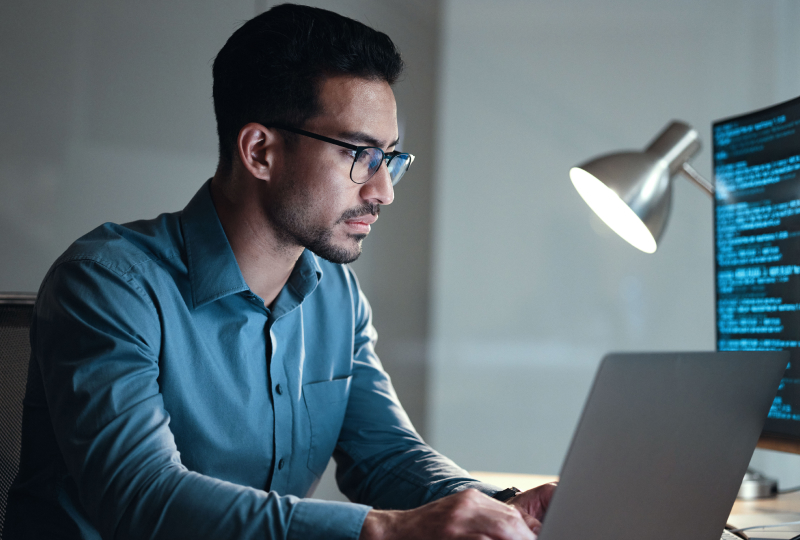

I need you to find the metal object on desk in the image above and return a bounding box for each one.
[738,469,779,500]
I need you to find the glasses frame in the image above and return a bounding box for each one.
[268,125,414,186]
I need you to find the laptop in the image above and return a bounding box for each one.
[538,351,788,540]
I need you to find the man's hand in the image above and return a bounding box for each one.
[506,482,558,536]
[359,488,538,540]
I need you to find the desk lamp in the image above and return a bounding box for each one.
[570,121,783,499]
[570,121,713,252]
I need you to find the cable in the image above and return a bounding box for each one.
[729,527,750,540]
[778,485,800,495]
[730,520,800,534]
[726,527,749,539]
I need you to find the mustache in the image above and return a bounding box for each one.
[337,203,380,223]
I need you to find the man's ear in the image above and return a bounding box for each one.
[236,123,282,181]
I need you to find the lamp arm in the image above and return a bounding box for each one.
[678,162,714,197]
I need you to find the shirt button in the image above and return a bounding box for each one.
[275,384,283,395]
[278,458,285,470]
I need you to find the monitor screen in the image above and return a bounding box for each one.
[714,95,800,441]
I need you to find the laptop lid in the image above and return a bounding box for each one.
[539,351,788,540]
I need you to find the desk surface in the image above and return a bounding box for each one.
[730,491,800,539]
[470,472,800,539]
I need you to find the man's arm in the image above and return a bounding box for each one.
[333,269,555,539]
[334,269,496,507]
[32,259,369,540]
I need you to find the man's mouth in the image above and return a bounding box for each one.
[343,214,377,234]
[338,203,380,235]
[345,214,378,226]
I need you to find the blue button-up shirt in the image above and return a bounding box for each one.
[6,182,496,540]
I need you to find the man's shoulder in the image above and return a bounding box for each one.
[51,211,184,279]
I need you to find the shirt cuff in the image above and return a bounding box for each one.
[288,498,372,540]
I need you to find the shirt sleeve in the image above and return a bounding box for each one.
[33,259,370,540]
[334,268,502,510]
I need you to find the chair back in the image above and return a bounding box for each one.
[0,294,35,538]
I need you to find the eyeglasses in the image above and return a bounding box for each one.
[269,125,414,186]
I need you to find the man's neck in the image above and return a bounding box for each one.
[209,173,303,308]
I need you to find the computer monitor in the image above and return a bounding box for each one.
[714,94,800,454]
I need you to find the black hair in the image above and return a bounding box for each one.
[212,3,404,170]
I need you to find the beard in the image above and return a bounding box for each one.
[265,174,380,264]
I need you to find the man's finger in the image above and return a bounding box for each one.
[491,503,537,540]
[468,495,536,540]
[519,512,541,531]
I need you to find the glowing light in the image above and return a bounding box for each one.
[570,167,657,254]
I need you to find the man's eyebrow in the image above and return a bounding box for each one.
[338,130,400,149]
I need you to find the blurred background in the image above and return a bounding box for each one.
[3,0,800,501]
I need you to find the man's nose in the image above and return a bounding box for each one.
[360,164,394,205]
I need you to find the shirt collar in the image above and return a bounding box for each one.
[271,248,323,320]
[180,180,324,311]
[181,180,249,308]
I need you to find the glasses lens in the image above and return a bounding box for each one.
[351,148,384,184]
[351,149,413,185]
[387,154,412,185]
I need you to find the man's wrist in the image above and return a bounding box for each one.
[359,509,400,540]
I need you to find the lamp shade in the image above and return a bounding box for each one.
[570,121,702,253]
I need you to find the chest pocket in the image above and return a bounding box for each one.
[303,376,352,477]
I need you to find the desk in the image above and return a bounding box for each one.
[470,472,800,539]
[730,491,800,539]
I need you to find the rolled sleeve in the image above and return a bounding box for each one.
[287,499,371,540]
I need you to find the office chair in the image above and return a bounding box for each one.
[0,294,35,538]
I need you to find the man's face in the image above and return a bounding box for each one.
[264,75,398,264]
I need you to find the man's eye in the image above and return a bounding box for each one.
[343,149,357,159]
[356,150,375,164]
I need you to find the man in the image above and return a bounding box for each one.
[6,4,554,539]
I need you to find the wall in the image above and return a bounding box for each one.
[0,0,240,289]
[429,0,800,486]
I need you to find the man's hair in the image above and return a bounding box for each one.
[212,3,404,171]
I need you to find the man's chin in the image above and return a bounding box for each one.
[349,233,367,244]
[308,236,365,265]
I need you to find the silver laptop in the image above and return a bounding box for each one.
[539,351,788,540]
